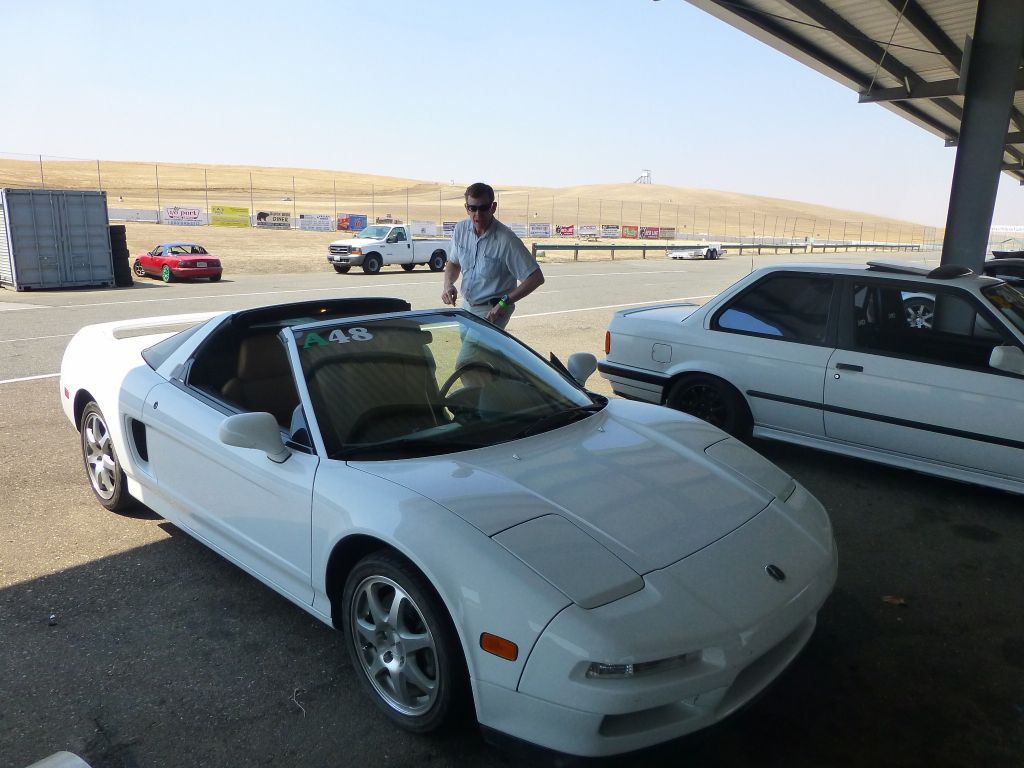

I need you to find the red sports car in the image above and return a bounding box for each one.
[132,242,223,282]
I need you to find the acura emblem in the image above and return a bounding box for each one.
[765,564,786,582]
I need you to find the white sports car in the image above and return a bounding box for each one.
[600,261,1024,495]
[59,297,837,757]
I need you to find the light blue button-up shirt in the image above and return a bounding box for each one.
[450,217,539,305]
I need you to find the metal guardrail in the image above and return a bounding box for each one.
[530,241,922,260]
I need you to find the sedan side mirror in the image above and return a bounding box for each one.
[219,412,291,463]
[567,352,598,386]
[989,345,1024,375]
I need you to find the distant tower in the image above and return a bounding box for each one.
[634,169,651,184]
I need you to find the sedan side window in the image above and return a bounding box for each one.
[851,282,1007,369]
[714,275,834,344]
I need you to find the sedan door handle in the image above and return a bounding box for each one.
[835,363,863,372]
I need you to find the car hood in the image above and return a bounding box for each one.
[352,400,774,574]
[331,237,380,246]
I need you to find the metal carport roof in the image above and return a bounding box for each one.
[681,0,1024,266]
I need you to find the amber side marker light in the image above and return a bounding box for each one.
[604,331,611,355]
[480,632,518,661]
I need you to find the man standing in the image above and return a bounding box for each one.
[441,182,544,328]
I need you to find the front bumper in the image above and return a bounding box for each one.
[477,491,837,756]
[327,253,365,266]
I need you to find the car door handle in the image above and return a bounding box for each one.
[835,363,863,372]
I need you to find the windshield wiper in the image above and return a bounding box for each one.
[511,401,605,440]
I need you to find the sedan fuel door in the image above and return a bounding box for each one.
[141,333,319,605]
[824,280,1024,480]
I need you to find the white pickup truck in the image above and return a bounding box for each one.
[667,242,726,260]
[327,224,449,274]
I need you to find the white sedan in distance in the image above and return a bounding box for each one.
[60,297,837,757]
[600,261,1024,495]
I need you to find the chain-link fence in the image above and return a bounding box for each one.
[0,152,953,249]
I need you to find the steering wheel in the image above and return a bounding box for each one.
[439,362,498,400]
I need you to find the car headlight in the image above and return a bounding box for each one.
[705,437,796,501]
[350,247,362,255]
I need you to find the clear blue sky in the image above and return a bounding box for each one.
[2,0,1020,227]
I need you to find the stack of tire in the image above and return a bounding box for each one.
[109,225,133,287]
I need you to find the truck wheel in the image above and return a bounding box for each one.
[362,254,382,275]
[428,252,446,272]
[334,265,351,274]
[402,264,416,272]
[710,249,719,260]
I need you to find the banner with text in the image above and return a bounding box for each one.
[211,205,250,228]
[442,221,459,237]
[161,205,206,226]
[338,213,368,231]
[529,222,551,237]
[660,227,676,240]
[298,213,334,231]
[508,222,527,237]
[255,210,291,229]
[410,220,439,236]
[109,208,159,223]
[600,224,620,238]
[641,226,660,239]
[579,224,598,237]
[555,224,575,237]
[622,225,639,239]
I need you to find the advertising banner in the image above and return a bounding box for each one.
[255,210,291,229]
[579,224,598,237]
[298,213,334,231]
[161,205,205,226]
[338,214,368,232]
[508,222,527,237]
[211,205,250,228]
[442,221,459,237]
[641,226,660,239]
[555,224,575,236]
[529,222,551,237]
[410,220,439,236]
[600,224,620,238]
[660,227,676,240]
[622,225,639,239]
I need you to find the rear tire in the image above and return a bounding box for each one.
[665,374,751,438]
[80,402,134,512]
[362,254,382,275]
[334,265,351,274]
[209,274,222,282]
[429,252,446,272]
[161,264,173,282]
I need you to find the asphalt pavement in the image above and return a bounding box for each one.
[2,255,1022,768]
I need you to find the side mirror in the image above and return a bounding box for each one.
[989,345,1024,375]
[567,352,598,386]
[219,412,291,463]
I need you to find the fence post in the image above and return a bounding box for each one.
[96,160,102,191]
[292,177,297,221]
[39,155,45,188]
[249,172,254,224]
[155,164,161,213]
[204,168,210,220]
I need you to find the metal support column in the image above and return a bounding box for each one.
[941,0,1024,267]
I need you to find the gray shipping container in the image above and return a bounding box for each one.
[0,188,114,290]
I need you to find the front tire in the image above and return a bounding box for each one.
[161,264,173,282]
[80,402,134,512]
[132,259,146,278]
[342,551,467,733]
[362,254,382,275]
[334,265,351,274]
[428,252,446,272]
[666,374,751,438]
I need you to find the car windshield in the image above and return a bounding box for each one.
[291,311,601,460]
[356,226,392,239]
[982,283,1024,334]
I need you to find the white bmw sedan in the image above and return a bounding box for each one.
[600,261,1024,495]
[60,297,836,757]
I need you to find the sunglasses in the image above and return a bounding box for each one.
[465,202,494,212]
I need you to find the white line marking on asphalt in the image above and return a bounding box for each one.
[0,373,61,385]
[0,333,75,344]
[518,295,713,318]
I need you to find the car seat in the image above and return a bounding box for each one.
[221,335,300,426]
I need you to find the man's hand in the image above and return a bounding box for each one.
[486,300,512,324]
[442,285,458,305]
